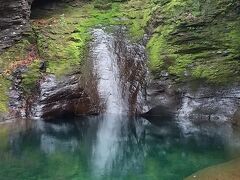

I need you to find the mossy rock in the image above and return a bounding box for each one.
[94,3,112,10]
[146,0,240,84]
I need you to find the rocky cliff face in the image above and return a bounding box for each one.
[0,0,78,51]
[0,0,239,123]
[31,74,98,120]
[0,0,33,51]
[146,0,240,84]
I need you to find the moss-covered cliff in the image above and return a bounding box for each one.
[0,1,126,115]
[145,0,240,84]
[0,0,239,116]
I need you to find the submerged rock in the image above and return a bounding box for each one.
[185,158,240,180]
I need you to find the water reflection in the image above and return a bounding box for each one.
[1,116,240,180]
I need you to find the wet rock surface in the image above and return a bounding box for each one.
[0,0,31,51]
[146,79,181,112]
[185,158,240,180]
[0,0,77,51]
[28,27,148,120]
[177,85,240,134]
[31,74,97,120]
[113,27,148,114]
[233,107,240,126]
[146,78,240,133]
[8,67,27,117]
[84,27,148,116]
[4,25,239,124]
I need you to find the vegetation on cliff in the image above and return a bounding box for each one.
[0,0,239,114]
[146,0,240,84]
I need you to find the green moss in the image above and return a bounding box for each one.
[122,0,152,40]
[34,3,125,77]
[147,25,176,73]
[0,77,10,112]
[0,38,34,113]
[1,0,240,115]
[147,34,165,72]
[169,54,192,76]
[21,60,41,94]
[0,1,136,114]
[0,39,31,70]
[145,0,240,84]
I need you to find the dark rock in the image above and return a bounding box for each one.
[0,0,77,51]
[176,85,240,134]
[0,0,32,51]
[223,50,230,56]
[145,78,240,134]
[8,66,27,117]
[39,60,47,72]
[142,105,175,126]
[233,108,240,126]
[31,74,99,120]
[146,79,181,111]
[160,70,169,78]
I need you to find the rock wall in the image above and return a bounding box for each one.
[146,0,240,84]
[0,0,33,51]
[0,0,78,52]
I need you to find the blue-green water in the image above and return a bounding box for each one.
[0,116,239,180]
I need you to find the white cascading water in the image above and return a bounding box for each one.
[90,28,128,176]
[177,97,200,134]
[91,29,127,114]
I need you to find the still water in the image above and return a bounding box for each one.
[0,115,240,180]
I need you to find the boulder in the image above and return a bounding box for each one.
[31,74,99,120]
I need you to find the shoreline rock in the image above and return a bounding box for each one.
[31,74,99,120]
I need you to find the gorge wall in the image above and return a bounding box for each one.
[0,0,239,123]
[0,0,78,51]
[0,0,33,51]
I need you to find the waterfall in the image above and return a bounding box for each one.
[89,27,147,176]
[90,28,127,175]
[91,28,127,114]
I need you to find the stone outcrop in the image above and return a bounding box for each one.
[31,74,100,120]
[0,0,77,52]
[0,0,32,51]
[146,79,240,133]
